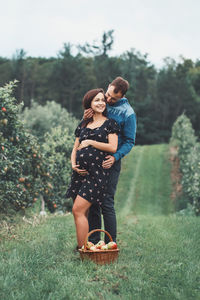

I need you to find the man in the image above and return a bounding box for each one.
[84,77,136,244]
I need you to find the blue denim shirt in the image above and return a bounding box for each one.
[107,98,136,161]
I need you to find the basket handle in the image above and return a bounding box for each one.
[83,229,113,251]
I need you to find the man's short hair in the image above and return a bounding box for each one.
[110,77,129,96]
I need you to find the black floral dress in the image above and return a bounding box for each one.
[66,118,120,206]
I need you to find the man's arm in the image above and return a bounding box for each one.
[102,113,136,169]
[113,113,136,161]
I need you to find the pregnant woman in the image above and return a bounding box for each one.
[66,88,119,250]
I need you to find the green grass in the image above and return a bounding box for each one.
[117,144,173,216]
[0,144,200,300]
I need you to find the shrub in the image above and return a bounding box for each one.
[42,126,74,211]
[170,113,200,215]
[0,82,38,212]
[21,100,78,143]
[0,81,57,215]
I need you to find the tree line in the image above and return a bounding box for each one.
[0,30,200,145]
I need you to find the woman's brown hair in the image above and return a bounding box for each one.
[82,88,106,127]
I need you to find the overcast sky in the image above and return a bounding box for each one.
[1,0,199,67]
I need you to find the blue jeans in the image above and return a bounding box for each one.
[88,159,121,244]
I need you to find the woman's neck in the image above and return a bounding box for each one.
[92,113,106,122]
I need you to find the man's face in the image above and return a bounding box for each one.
[105,85,123,105]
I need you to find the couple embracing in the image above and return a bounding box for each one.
[66,77,136,250]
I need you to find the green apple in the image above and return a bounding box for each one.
[107,242,118,249]
[101,245,108,250]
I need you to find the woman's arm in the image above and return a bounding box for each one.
[78,134,118,153]
[71,138,88,175]
[71,138,80,168]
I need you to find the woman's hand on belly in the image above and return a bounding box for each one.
[72,164,88,176]
[77,139,93,150]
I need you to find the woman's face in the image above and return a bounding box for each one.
[91,92,106,113]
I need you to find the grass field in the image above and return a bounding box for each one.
[0,144,200,300]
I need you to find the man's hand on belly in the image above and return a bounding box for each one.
[102,155,116,169]
[72,164,88,176]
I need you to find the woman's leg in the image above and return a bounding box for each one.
[72,195,91,248]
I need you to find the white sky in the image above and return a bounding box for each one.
[0,0,200,67]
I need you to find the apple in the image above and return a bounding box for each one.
[107,242,118,250]
[86,241,94,250]
[90,246,97,251]
[2,119,8,125]
[95,240,105,249]
[1,107,6,112]
[101,245,108,250]
[19,177,25,183]
[47,182,53,189]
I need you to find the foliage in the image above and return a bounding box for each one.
[1,32,200,144]
[0,81,58,214]
[170,114,200,215]
[78,29,114,56]
[42,126,74,211]
[21,100,78,143]
[0,82,38,212]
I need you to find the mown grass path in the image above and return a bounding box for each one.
[1,144,200,300]
[117,144,173,217]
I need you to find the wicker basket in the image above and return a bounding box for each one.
[79,229,119,265]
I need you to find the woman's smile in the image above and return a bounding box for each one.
[91,92,106,113]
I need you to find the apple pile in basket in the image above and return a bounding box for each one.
[82,240,118,251]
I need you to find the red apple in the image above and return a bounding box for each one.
[107,241,118,249]
[19,177,25,183]
[86,241,94,250]
[95,240,105,249]
[2,107,6,112]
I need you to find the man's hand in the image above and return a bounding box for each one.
[102,155,116,169]
[83,108,94,120]
[72,164,88,176]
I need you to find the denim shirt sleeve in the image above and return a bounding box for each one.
[113,113,136,161]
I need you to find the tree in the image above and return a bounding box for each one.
[78,30,114,57]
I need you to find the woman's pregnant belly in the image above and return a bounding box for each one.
[76,147,106,171]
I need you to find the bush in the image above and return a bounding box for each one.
[21,100,78,143]
[42,126,74,211]
[0,81,58,215]
[170,113,200,215]
[0,82,39,212]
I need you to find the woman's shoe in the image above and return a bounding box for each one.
[73,245,82,253]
